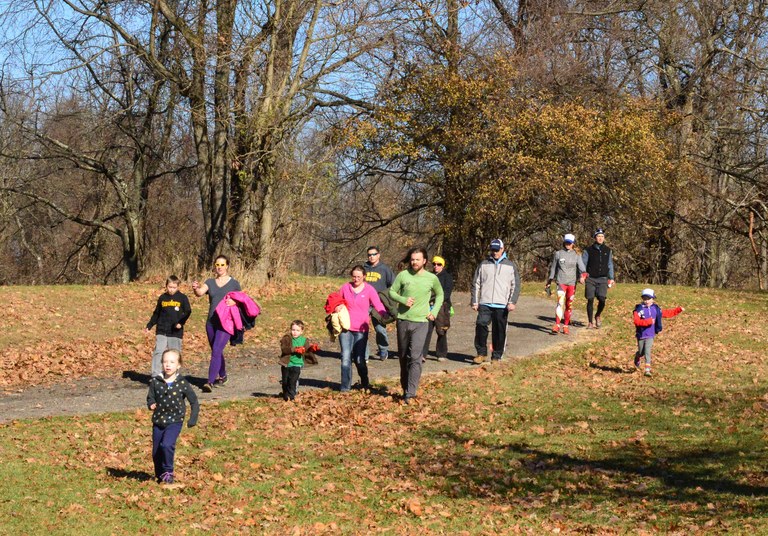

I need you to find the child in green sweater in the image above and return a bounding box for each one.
[278,320,319,401]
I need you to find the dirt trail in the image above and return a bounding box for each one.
[0,292,587,423]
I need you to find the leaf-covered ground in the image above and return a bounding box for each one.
[1,282,767,534]
[0,277,340,390]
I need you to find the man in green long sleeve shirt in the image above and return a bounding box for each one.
[389,247,444,404]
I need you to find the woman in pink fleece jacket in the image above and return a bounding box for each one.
[337,265,389,392]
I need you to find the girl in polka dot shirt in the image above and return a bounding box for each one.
[147,349,200,484]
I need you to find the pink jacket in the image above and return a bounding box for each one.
[214,291,261,335]
[339,282,388,332]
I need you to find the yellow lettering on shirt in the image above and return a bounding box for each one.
[162,300,182,308]
[365,273,382,283]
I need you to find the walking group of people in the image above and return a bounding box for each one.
[142,229,683,485]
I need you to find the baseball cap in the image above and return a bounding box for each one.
[490,239,504,251]
[563,233,576,244]
[641,288,655,299]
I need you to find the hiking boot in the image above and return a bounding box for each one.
[633,355,642,371]
[562,326,570,335]
[473,355,486,364]
[214,376,228,386]
[552,324,560,334]
[595,316,602,328]
[160,472,174,484]
[491,357,502,362]
[201,383,214,393]
[644,367,652,377]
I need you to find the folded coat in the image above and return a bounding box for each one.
[214,291,261,337]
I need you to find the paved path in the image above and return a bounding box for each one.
[0,293,585,423]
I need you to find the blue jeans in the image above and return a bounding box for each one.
[339,330,369,391]
[371,316,389,357]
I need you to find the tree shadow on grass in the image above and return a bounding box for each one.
[409,429,768,515]
[107,467,154,482]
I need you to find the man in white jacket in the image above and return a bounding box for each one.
[470,239,521,363]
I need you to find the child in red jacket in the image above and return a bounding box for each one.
[632,288,684,377]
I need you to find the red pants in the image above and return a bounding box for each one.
[555,284,576,325]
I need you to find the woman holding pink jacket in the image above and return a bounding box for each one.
[338,265,389,392]
[192,255,241,393]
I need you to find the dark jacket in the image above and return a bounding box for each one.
[146,292,192,337]
[370,290,398,324]
[278,334,319,366]
[364,262,395,293]
[436,270,453,305]
[583,243,614,279]
[147,374,199,428]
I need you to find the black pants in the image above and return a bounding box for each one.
[423,320,448,358]
[474,305,509,360]
[281,365,302,400]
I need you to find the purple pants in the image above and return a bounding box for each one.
[206,320,231,384]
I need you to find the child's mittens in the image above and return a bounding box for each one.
[293,346,306,354]
[308,343,320,353]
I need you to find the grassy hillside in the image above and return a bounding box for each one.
[1,281,767,534]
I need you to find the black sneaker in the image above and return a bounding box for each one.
[201,383,214,393]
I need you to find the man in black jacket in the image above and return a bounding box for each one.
[581,229,615,329]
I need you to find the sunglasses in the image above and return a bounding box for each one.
[433,263,443,266]
[367,252,379,257]
[215,262,227,267]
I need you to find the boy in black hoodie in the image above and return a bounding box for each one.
[145,276,192,377]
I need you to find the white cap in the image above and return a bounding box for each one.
[563,233,576,244]
[641,288,655,298]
